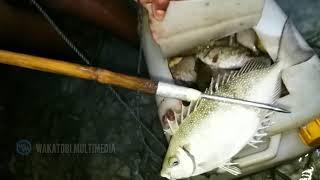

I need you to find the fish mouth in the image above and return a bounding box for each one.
[160,170,171,179]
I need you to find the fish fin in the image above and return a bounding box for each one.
[248,138,264,149]
[254,132,268,138]
[248,142,259,149]
[227,70,236,82]
[194,98,201,110]
[209,77,215,95]
[221,72,228,85]
[210,71,238,91]
[261,111,276,127]
[180,104,185,124]
[237,57,271,75]
[224,162,239,166]
[249,123,268,148]
[179,100,198,125]
[248,112,276,148]
[166,117,179,135]
[173,110,180,125]
[180,103,187,125]
[164,119,176,136]
[276,19,314,68]
[271,79,282,103]
[186,103,192,116]
[264,111,275,119]
[204,88,210,95]
[261,118,276,127]
[215,74,221,91]
[232,70,238,78]
[219,163,241,176]
[163,128,174,136]
[187,101,197,116]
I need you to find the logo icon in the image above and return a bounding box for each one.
[16,139,32,156]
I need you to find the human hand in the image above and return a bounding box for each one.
[139,0,171,21]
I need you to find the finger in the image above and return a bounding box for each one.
[152,0,170,20]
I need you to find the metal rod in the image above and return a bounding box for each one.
[201,94,290,113]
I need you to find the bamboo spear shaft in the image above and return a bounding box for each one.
[0,49,289,112]
[0,49,157,94]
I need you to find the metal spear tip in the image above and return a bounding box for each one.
[201,94,291,113]
[272,106,291,113]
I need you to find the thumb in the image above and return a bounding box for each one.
[152,0,170,20]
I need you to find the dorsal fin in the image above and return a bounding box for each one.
[215,74,222,91]
[208,71,238,92]
[178,100,201,127]
[206,57,272,93]
[271,79,282,103]
[237,57,272,75]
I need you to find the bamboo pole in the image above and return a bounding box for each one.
[0,49,157,94]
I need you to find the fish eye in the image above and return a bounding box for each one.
[169,157,180,167]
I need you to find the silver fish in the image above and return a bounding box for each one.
[160,20,313,180]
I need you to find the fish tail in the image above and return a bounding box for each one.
[276,19,314,69]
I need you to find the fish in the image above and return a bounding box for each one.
[195,34,258,70]
[195,56,272,92]
[160,20,313,180]
[195,30,263,71]
[196,45,255,70]
[169,56,198,86]
[168,34,261,89]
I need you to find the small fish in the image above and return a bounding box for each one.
[160,20,313,179]
[195,57,271,92]
[196,45,254,69]
[169,56,198,86]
